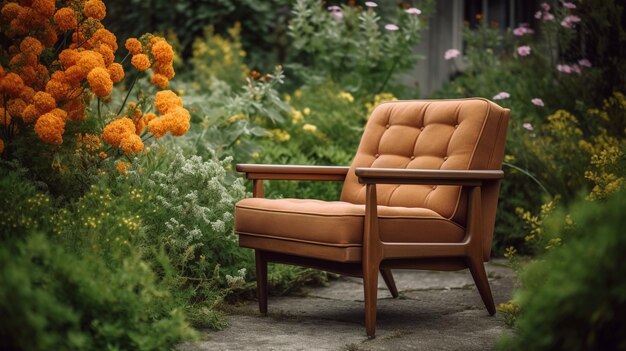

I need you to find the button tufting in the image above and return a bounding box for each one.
[443,156,448,161]
[420,126,424,131]
[454,124,459,129]
[410,156,415,160]
[432,186,437,190]
[385,124,390,129]
[375,154,380,158]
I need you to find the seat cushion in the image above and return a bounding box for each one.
[235,198,465,247]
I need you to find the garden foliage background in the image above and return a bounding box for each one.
[0,0,624,349]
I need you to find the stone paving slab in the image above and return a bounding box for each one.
[179,260,515,351]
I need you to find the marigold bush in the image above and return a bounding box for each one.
[0,0,187,167]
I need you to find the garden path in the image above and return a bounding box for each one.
[179,259,515,351]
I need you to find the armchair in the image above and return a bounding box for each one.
[234,98,510,337]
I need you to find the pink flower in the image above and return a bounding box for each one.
[543,13,555,21]
[444,48,460,60]
[327,5,341,11]
[328,6,343,20]
[561,15,581,28]
[365,1,378,8]
[384,24,399,31]
[523,122,534,131]
[405,7,421,15]
[557,64,572,74]
[535,11,542,19]
[517,46,531,56]
[563,2,576,9]
[513,26,534,36]
[541,2,551,11]
[571,64,581,74]
[493,92,510,100]
[531,98,545,107]
[578,59,592,68]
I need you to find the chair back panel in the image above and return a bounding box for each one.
[341,98,509,256]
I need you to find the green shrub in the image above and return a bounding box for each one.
[498,190,626,351]
[0,233,194,351]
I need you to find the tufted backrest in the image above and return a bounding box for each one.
[341,98,509,258]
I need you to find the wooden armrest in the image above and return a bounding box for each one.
[236,164,349,181]
[355,168,503,186]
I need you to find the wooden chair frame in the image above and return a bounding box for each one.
[236,164,503,337]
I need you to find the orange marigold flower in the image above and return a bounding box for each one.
[87,67,113,97]
[54,7,77,31]
[120,134,144,155]
[59,49,81,68]
[0,73,25,97]
[7,99,27,119]
[0,138,4,154]
[20,86,36,103]
[38,25,58,48]
[22,104,39,124]
[154,90,183,115]
[125,38,142,55]
[77,50,106,73]
[99,151,108,159]
[131,54,151,71]
[153,62,175,79]
[33,91,56,113]
[64,98,86,121]
[96,44,115,66]
[34,111,65,144]
[31,0,55,17]
[1,3,23,22]
[151,40,174,63]
[147,117,168,138]
[115,160,129,174]
[92,28,118,52]
[19,36,44,56]
[0,108,11,126]
[64,65,86,85]
[166,107,191,136]
[46,78,71,101]
[151,74,169,89]
[143,112,157,124]
[135,118,145,135]
[18,66,36,86]
[102,117,135,147]
[107,63,124,83]
[83,0,106,20]
[49,108,68,121]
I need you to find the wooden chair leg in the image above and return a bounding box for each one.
[363,263,380,337]
[255,250,268,315]
[467,257,496,315]
[380,267,399,298]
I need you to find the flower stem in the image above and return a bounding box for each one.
[503,161,551,196]
[117,73,140,116]
[377,56,399,94]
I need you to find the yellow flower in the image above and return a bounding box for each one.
[271,129,291,142]
[116,160,129,174]
[338,91,354,103]
[87,67,113,97]
[83,0,106,20]
[294,89,303,98]
[303,107,311,115]
[54,7,78,31]
[131,54,151,71]
[302,124,317,133]
[226,114,246,123]
[291,109,304,124]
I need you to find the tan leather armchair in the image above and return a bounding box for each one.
[234,98,510,337]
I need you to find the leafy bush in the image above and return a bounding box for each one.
[498,189,626,351]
